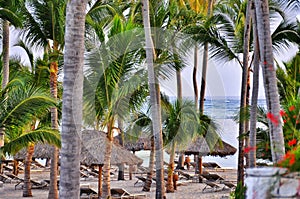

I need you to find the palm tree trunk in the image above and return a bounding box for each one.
[0,20,10,174]
[254,0,285,162]
[166,142,175,193]
[98,164,103,198]
[117,120,125,181]
[249,6,260,167]
[59,1,87,198]
[237,0,252,184]
[2,20,10,89]
[103,122,114,198]
[143,136,155,192]
[23,144,34,197]
[193,45,198,109]
[199,42,208,113]
[48,62,59,199]
[142,1,165,198]
[13,159,19,176]
[199,0,213,113]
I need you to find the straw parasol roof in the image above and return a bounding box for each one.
[208,140,237,157]
[114,135,152,152]
[15,130,143,166]
[180,136,237,157]
[80,130,143,166]
[14,143,54,160]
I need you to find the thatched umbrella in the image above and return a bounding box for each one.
[183,136,237,157]
[176,136,237,174]
[81,130,143,197]
[120,137,152,152]
[14,143,53,160]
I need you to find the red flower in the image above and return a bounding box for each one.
[293,115,297,119]
[280,110,287,117]
[289,154,296,165]
[266,112,279,126]
[289,105,296,111]
[283,120,287,123]
[244,146,257,153]
[288,139,297,146]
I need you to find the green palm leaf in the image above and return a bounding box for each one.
[1,128,60,155]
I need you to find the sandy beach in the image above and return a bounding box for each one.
[1,167,236,199]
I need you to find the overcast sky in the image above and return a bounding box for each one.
[9,28,298,99]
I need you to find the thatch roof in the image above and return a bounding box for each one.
[114,135,152,152]
[15,130,143,166]
[14,143,54,160]
[180,136,237,157]
[80,130,143,166]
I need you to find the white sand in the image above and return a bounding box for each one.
[1,168,236,199]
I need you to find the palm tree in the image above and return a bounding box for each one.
[0,77,61,197]
[254,0,285,163]
[0,0,24,173]
[161,97,200,192]
[0,0,23,89]
[59,0,87,198]
[84,12,148,196]
[142,0,165,198]
[19,1,66,197]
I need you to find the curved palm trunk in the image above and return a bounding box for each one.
[102,121,114,198]
[254,0,285,162]
[142,1,165,198]
[48,62,59,199]
[193,45,198,108]
[143,136,155,192]
[23,144,34,197]
[237,0,252,184]
[198,0,214,176]
[59,1,86,198]
[0,20,10,174]
[249,13,260,167]
[199,42,208,113]
[166,142,175,193]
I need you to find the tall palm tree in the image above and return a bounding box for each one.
[254,0,285,163]
[0,0,23,173]
[84,13,147,197]
[142,0,165,198]
[59,0,87,198]
[20,1,66,197]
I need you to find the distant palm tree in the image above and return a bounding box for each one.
[161,96,200,193]
[59,0,87,198]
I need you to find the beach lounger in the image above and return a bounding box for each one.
[0,173,11,183]
[203,162,221,169]
[6,173,47,189]
[200,173,224,182]
[80,184,97,197]
[134,176,147,186]
[111,188,146,199]
[221,181,236,190]
[202,181,221,192]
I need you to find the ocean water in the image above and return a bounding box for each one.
[136,96,267,169]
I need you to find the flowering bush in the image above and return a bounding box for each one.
[278,140,300,171]
[277,99,300,171]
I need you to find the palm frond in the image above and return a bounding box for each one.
[1,128,60,155]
